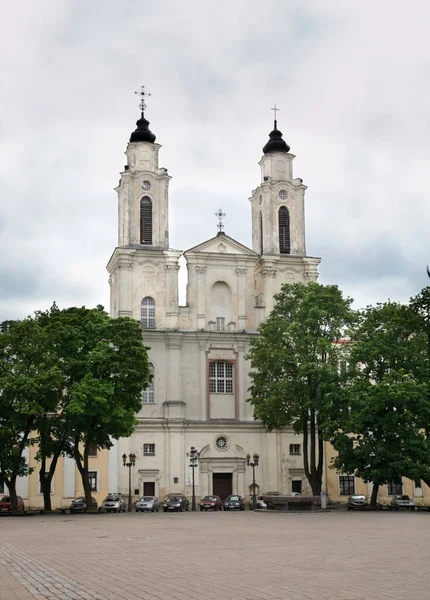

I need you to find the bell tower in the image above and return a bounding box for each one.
[250,108,320,321]
[116,86,171,249]
[107,88,180,326]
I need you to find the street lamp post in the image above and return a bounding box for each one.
[189,446,198,511]
[122,452,136,512]
[246,452,260,510]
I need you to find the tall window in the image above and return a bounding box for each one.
[141,297,156,329]
[259,211,263,255]
[0,473,4,494]
[209,361,234,394]
[140,196,152,244]
[216,317,225,332]
[339,475,355,495]
[142,363,155,404]
[387,480,403,495]
[39,472,52,494]
[88,471,98,492]
[279,206,290,254]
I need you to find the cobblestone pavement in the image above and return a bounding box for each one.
[0,510,429,600]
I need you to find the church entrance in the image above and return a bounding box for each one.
[212,473,232,500]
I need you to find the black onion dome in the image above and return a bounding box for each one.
[262,121,290,154]
[129,115,156,143]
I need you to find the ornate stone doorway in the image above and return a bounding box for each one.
[213,473,232,500]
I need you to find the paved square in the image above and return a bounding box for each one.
[0,510,429,600]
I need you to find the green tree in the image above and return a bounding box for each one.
[247,282,355,496]
[0,318,62,511]
[330,301,430,505]
[43,306,151,507]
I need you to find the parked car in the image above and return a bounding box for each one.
[391,495,415,510]
[0,495,25,513]
[347,494,368,510]
[200,495,223,511]
[70,496,98,514]
[248,495,267,510]
[163,494,189,512]
[135,496,159,512]
[224,495,245,511]
[102,493,126,513]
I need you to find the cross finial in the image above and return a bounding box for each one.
[215,208,226,233]
[135,85,151,116]
[270,104,279,128]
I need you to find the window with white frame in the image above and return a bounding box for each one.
[414,479,422,489]
[141,297,156,329]
[88,471,98,492]
[209,361,234,394]
[216,317,225,332]
[39,472,53,494]
[339,475,355,495]
[142,363,155,404]
[289,444,301,455]
[143,443,155,456]
[387,480,403,495]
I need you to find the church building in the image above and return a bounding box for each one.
[107,96,321,503]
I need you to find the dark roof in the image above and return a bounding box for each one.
[262,120,290,154]
[130,114,156,144]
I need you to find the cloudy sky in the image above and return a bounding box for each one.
[1,0,429,321]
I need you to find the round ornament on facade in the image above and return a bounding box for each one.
[142,180,151,190]
[215,436,229,451]
[279,189,288,200]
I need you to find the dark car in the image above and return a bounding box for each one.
[163,494,189,512]
[347,494,367,510]
[391,495,415,510]
[70,496,98,514]
[200,495,223,511]
[224,495,245,511]
[0,495,25,514]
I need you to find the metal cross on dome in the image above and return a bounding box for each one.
[135,85,151,115]
[271,104,280,126]
[215,209,226,233]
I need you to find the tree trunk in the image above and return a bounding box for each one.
[302,412,323,497]
[39,456,52,512]
[74,439,92,508]
[370,483,379,506]
[7,476,18,512]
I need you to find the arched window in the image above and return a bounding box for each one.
[259,211,263,255]
[140,196,152,245]
[141,297,155,329]
[142,363,155,404]
[279,206,290,254]
[209,361,234,394]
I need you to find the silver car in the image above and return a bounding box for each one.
[135,496,159,513]
[347,494,367,510]
[391,495,415,510]
[102,493,126,513]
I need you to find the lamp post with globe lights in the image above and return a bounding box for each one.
[122,453,136,512]
[246,453,260,510]
[189,446,198,511]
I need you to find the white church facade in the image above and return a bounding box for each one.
[107,101,320,503]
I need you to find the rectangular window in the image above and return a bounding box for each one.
[216,317,225,332]
[289,444,301,455]
[209,361,234,394]
[88,471,98,492]
[0,473,4,494]
[143,443,155,456]
[339,475,355,496]
[39,472,52,494]
[387,480,403,495]
[88,445,98,457]
[414,479,422,488]
[292,480,302,494]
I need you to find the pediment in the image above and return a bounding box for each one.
[185,234,257,257]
